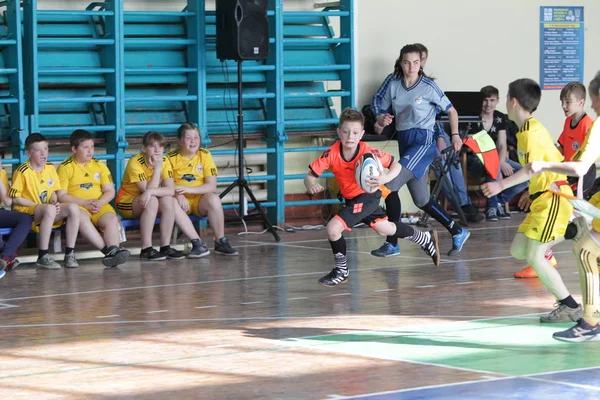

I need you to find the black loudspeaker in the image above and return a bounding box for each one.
[216,0,269,61]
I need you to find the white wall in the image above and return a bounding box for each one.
[358,0,599,211]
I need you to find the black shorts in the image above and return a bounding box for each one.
[335,191,388,230]
[568,164,596,199]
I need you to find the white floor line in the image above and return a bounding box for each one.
[375,289,394,293]
[522,376,600,392]
[415,285,435,289]
[287,297,308,301]
[328,293,351,297]
[206,344,234,349]
[146,310,169,314]
[240,301,263,305]
[455,281,473,285]
[194,305,217,309]
[95,315,119,319]
[0,303,20,309]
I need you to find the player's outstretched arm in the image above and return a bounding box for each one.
[481,163,535,198]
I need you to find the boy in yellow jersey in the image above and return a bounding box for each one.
[168,123,238,256]
[491,71,600,341]
[116,132,196,260]
[9,133,81,269]
[56,130,130,267]
[482,79,582,323]
[0,155,32,275]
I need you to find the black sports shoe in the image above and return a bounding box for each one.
[461,204,485,223]
[188,241,210,259]
[161,246,185,260]
[318,267,349,287]
[422,230,440,266]
[102,246,131,267]
[214,237,239,256]
[140,248,167,261]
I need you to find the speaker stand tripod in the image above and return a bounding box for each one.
[219,61,280,242]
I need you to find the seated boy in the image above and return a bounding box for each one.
[56,129,130,267]
[0,155,32,274]
[304,108,440,287]
[9,133,81,269]
[168,123,238,256]
[481,79,582,323]
[116,132,185,261]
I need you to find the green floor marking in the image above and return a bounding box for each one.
[287,317,600,375]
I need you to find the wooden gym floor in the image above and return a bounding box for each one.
[0,215,599,399]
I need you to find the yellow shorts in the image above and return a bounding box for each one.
[185,195,204,217]
[518,186,574,243]
[116,193,136,219]
[590,192,600,233]
[13,204,64,233]
[80,203,116,226]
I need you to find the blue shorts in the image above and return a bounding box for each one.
[396,128,436,179]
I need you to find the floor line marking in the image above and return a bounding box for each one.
[206,344,234,349]
[375,289,394,292]
[194,305,217,309]
[415,285,435,289]
[287,297,308,301]
[0,303,20,309]
[95,315,119,319]
[146,310,169,314]
[240,301,263,305]
[496,278,514,281]
[522,376,600,392]
[455,281,473,285]
[328,293,351,297]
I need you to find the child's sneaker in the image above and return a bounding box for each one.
[64,252,80,268]
[214,237,239,256]
[1,255,20,272]
[36,254,61,270]
[540,302,582,323]
[448,228,470,256]
[422,230,440,266]
[0,270,5,280]
[497,204,511,220]
[188,240,210,259]
[553,319,600,342]
[140,247,167,261]
[370,242,400,257]
[102,246,131,267]
[160,246,185,260]
[318,267,349,287]
[485,207,498,221]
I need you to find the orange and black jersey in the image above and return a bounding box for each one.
[309,141,394,200]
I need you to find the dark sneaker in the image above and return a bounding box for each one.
[553,319,600,342]
[497,204,511,220]
[140,248,167,261]
[485,207,498,221]
[214,237,239,256]
[161,246,185,260]
[64,252,80,268]
[422,230,440,266]
[36,254,61,269]
[462,204,485,223]
[447,228,470,256]
[102,246,131,267]
[188,241,210,258]
[370,242,400,257]
[318,267,349,287]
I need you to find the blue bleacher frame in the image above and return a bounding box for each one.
[1,0,355,225]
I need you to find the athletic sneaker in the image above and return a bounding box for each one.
[371,242,400,257]
[102,246,130,267]
[540,302,583,323]
[497,204,511,220]
[160,246,185,260]
[64,252,80,268]
[462,204,485,223]
[553,319,600,342]
[140,247,167,261]
[514,249,557,278]
[36,254,61,270]
[214,237,239,256]
[188,240,210,258]
[318,267,349,287]
[447,228,470,256]
[422,230,440,266]
[0,270,5,280]
[1,255,20,272]
[485,207,499,221]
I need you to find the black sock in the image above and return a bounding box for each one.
[559,295,579,309]
[329,237,347,272]
[385,192,401,246]
[65,247,75,255]
[420,200,461,236]
[142,246,153,253]
[101,246,108,255]
[160,245,171,253]
[564,222,578,240]
[392,221,414,239]
[38,249,49,258]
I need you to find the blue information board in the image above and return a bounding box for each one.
[540,6,584,90]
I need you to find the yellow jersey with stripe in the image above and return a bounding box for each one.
[167,148,218,198]
[57,156,113,201]
[116,153,173,201]
[9,161,62,206]
[572,117,600,162]
[517,117,567,195]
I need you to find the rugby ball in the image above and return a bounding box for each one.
[355,153,383,193]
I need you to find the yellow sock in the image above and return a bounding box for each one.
[573,232,600,326]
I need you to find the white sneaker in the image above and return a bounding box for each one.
[36,254,61,270]
[64,252,79,268]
